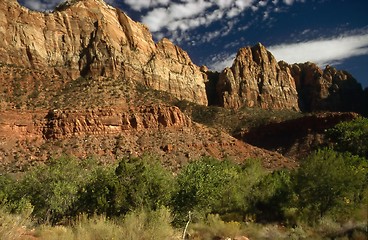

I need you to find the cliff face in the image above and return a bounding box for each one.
[212,43,366,112]
[0,0,208,106]
[238,112,359,159]
[289,63,365,112]
[43,105,192,139]
[1,0,365,112]
[214,44,300,110]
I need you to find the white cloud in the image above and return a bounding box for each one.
[123,0,169,11]
[142,0,212,33]
[268,33,368,66]
[283,0,294,5]
[21,0,62,11]
[140,0,257,41]
[208,53,237,71]
[20,0,116,11]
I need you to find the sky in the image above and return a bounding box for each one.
[18,0,368,88]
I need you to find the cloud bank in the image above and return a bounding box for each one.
[268,33,368,66]
[209,33,368,72]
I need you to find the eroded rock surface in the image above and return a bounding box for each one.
[0,106,296,171]
[215,43,299,110]
[0,0,208,106]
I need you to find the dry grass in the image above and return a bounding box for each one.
[0,207,34,240]
[35,207,180,240]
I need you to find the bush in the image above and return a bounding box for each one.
[8,157,100,224]
[250,169,294,222]
[114,156,175,212]
[76,165,119,217]
[294,149,367,223]
[173,157,267,224]
[326,117,368,158]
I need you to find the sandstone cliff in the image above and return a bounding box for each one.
[0,0,208,107]
[213,43,300,110]
[288,62,365,112]
[0,0,365,172]
[210,43,366,113]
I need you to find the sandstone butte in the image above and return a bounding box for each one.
[0,0,366,170]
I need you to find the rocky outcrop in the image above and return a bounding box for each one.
[212,43,366,113]
[0,0,208,106]
[211,44,368,113]
[43,105,192,139]
[289,63,365,112]
[0,106,296,171]
[214,43,300,110]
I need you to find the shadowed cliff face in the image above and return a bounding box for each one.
[0,0,208,107]
[237,112,359,159]
[289,63,366,113]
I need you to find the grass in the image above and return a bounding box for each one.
[34,208,180,240]
[0,207,34,240]
[1,206,367,240]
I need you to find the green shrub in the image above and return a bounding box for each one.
[326,117,368,158]
[294,149,367,223]
[76,165,119,217]
[250,169,294,222]
[114,156,175,213]
[173,158,267,224]
[11,157,100,224]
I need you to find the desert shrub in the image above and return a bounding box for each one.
[294,149,367,223]
[11,157,100,224]
[76,165,119,217]
[249,169,294,222]
[114,156,175,213]
[326,117,368,158]
[77,155,175,218]
[188,214,242,239]
[173,157,267,224]
[37,208,177,240]
[0,174,15,205]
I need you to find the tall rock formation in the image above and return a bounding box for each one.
[0,0,208,107]
[214,43,300,110]
[211,43,366,113]
[289,62,365,112]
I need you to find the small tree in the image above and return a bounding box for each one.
[172,157,266,224]
[295,149,367,222]
[326,117,368,158]
[15,156,96,224]
[114,155,175,214]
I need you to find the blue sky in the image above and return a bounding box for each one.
[19,0,368,87]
